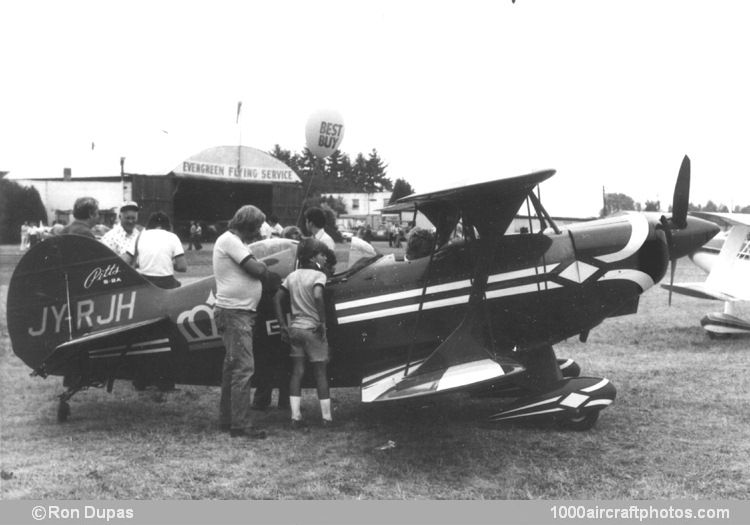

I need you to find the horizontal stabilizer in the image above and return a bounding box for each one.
[38,316,174,377]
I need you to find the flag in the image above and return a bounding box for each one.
[236,101,242,123]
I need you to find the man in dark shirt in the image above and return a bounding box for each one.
[61,197,100,238]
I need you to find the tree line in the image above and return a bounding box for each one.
[269,145,415,213]
[0,176,47,243]
[601,192,750,217]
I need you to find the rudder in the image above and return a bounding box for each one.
[7,235,150,371]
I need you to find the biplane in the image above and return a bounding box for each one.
[662,212,750,337]
[6,156,719,430]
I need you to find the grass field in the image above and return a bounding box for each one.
[1,243,749,499]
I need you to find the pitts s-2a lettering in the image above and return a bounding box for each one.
[7,156,719,429]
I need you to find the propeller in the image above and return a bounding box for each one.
[658,155,691,305]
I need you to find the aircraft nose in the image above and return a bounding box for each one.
[670,216,721,259]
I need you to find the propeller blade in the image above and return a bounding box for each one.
[672,155,690,229]
[668,257,677,306]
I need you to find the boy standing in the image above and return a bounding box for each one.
[273,238,333,429]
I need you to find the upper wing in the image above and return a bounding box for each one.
[381,170,556,242]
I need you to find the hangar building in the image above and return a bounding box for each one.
[7,145,303,237]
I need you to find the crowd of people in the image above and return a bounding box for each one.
[21,195,439,439]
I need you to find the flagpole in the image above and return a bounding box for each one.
[236,101,242,177]
[120,157,126,202]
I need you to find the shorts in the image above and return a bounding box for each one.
[288,327,329,362]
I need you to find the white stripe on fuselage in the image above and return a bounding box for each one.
[336,266,559,315]
[336,261,652,326]
[335,279,472,311]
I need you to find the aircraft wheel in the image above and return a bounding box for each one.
[559,409,599,431]
[57,400,71,423]
[132,378,148,391]
[707,332,731,340]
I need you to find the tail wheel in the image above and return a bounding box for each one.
[559,409,600,431]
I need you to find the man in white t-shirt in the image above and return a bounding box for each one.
[268,214,284,237]
[213,205,269,440]
[125,211,186,289]
[304,207,335,250]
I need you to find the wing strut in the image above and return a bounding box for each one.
[528,188,560,234]
[403,226,440,376]
[373,229,522,402]
[410,212,498,375]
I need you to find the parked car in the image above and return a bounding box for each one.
[340,229,355,242]
[371,227,389,241]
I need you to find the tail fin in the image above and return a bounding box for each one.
[705,224,750,301]
[7,235,150,370]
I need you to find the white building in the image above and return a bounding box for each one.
[324,191,393,216]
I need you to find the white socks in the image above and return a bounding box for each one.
[290,396,302,420]
[320,398,332,421]
[289,396,333,421]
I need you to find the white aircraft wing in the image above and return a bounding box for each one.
[690,212,750,228]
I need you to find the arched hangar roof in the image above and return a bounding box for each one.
[172,145,301,184]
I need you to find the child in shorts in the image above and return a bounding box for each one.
[273,238,333,428]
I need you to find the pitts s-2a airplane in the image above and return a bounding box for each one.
[7,156,719,430]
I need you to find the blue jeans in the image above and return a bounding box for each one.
[215,307,257,430]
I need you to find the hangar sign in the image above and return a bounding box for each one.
[172,145,301,184]
[180,161,297,182]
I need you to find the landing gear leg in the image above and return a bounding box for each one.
[489,346,615,431]
[57,399,71,422]
[521,345,563,391]
[57,375,86,423]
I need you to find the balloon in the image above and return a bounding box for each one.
[305,110,345,158]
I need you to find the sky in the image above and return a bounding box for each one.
[2,0,750,217]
